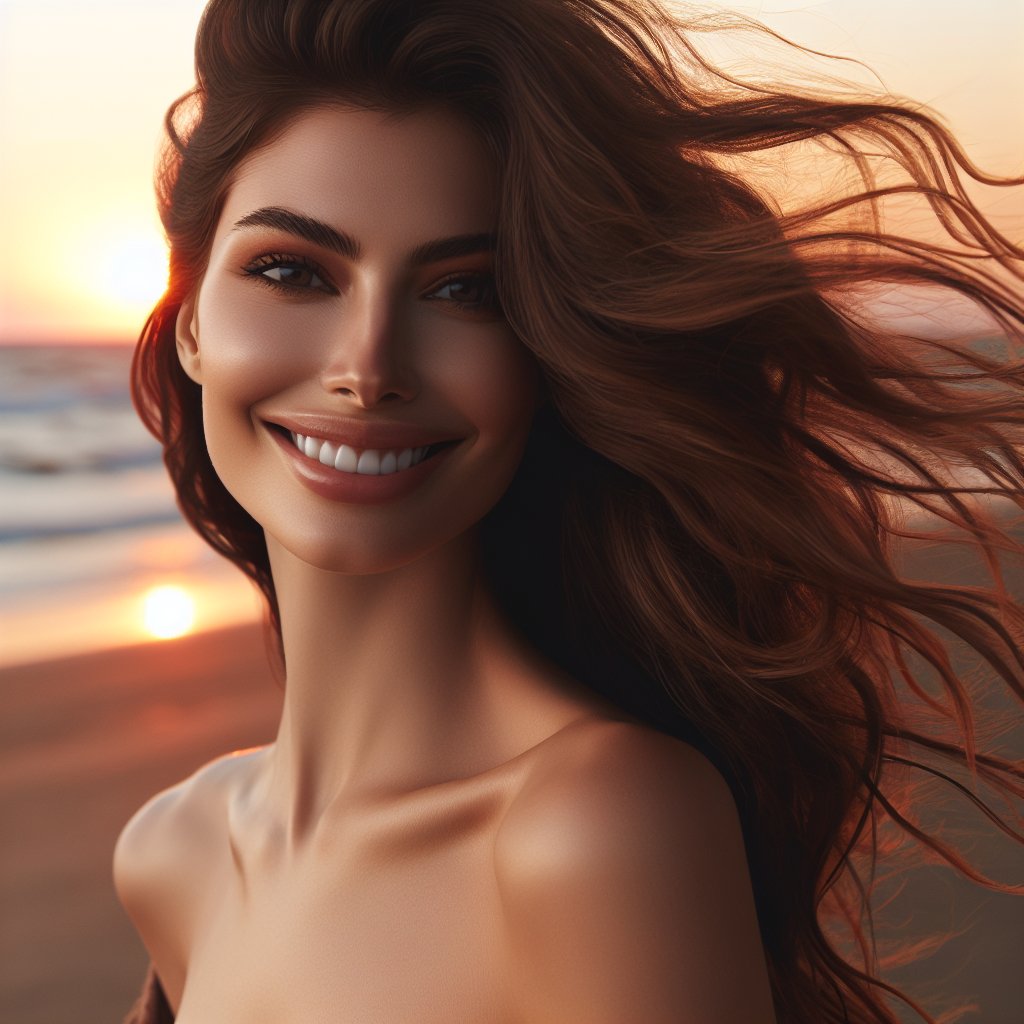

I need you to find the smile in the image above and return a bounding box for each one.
[289,431,454,475]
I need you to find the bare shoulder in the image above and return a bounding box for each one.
[114,747,261,898]
[496,720,737,876]
[495,721,776,1024]
[112,747,264,1001]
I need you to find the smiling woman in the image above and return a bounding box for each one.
[117,2,1024,1023]
[172,105,540,575]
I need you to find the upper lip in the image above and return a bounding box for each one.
[264,413,463,451]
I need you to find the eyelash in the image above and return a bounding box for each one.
[240,253,501,314]
[242,253,333,294]
[425,273,502,315]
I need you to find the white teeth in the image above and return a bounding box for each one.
[356,449,381,475]
[318,441,338,467]
[288,430,445,475]
[334,444,358,473]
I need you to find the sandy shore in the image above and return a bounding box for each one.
[1,537,1021,1023]
[0,624,282,1024]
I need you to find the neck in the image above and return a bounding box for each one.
[256,529,585,850]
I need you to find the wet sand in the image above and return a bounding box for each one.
[1,536,1021,1023]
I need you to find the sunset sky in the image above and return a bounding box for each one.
[1,0,1021,345]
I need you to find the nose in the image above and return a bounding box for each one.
[320,286,418,407]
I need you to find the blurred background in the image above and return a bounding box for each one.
[0,1,1021,1021]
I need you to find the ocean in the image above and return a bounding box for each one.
[0,344,260,667]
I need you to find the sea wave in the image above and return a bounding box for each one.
[0,344,172,542]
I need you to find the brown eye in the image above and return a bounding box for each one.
[428,274,501,314]
[261,265,325,288]
[242,254,335,294]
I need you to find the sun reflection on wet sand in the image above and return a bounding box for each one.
[141,583,196,639]
[0,564,263,669]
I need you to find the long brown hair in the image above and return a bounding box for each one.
[132,2,1024,1021]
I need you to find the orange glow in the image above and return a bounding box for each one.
[2,0,1020,345]
[49,218,170,336]
[142,584,196,640]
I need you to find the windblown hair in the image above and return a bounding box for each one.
[132,1,1024,1021]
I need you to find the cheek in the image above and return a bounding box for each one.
[191,284,292,492]
[194,279,312,410]
[444,337,541,450]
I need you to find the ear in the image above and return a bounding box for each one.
[175,295,203,384]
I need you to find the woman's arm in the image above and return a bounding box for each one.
[113,756,231,1016]
[496,724,775,1024]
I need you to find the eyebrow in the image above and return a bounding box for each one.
[231,206,497,267]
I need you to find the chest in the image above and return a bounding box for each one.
[173,818,519,1024]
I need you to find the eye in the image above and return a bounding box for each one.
[426,273,502,316]
[242,253,335,294]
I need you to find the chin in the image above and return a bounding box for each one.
[265,517,479,578]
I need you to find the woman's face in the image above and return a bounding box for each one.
[176,104,540,574]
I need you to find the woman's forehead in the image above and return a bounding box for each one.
[217,104,499,250]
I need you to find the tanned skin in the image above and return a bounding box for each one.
[113,105,775,1023]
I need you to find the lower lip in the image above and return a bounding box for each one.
[269,427,458,504]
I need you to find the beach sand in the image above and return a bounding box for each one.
[1,534,1022,1023]
[0,623,282,1024]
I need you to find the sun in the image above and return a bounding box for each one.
[142,584,196,640]
[57,217,170,330]
[99,231,170,309]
